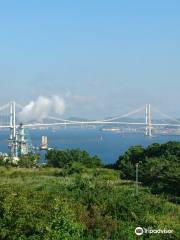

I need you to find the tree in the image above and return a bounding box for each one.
[116,145,144,179]
[116,142,180,200]
[46,148,102,168]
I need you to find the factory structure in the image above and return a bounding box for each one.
[7,101,48,160]
[9,123,33,157]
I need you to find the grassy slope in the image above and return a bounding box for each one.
[0,167,179,240]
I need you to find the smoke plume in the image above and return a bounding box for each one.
[18,96,65,122]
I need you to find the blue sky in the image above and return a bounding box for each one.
[0,0,180,118]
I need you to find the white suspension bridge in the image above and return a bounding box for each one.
[0,101,180,157]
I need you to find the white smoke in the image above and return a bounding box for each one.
[18,96,65,122]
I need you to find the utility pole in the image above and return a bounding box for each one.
[135,162,139,195]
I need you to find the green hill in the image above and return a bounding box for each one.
[0,166,179,240]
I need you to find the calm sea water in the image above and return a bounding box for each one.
[1,128,180,164]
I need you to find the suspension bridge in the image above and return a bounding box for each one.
[0,101,180,135]
[0,101,180,157]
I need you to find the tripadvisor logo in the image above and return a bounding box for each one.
[135,226,173,236]
[135,227,143,236]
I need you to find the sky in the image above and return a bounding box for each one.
[0,0,180,118]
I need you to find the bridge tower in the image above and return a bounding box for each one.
[145,104,152,136]
[9,101,18,157]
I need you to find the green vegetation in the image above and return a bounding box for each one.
[115,141,180,203]
[0,166,179,239]
[0,153,40,168]
[0,145,179,239]
[46,148,102,168]
[18,153,40,168]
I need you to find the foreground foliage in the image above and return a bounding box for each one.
[115,141,180,202]
[46,148,102,168]
[0,153,40,168]
[0,167,179,240]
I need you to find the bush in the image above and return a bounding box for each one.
[18,153,40,168]
[0,166,179,239]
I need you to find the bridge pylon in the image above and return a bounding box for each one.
[145,104,152,136]
[9,101,18,157]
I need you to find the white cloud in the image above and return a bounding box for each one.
[18,96,65,122]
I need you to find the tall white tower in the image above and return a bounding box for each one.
[148,104,152,136]
[9,101,18,157]
[145,104,152,136]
